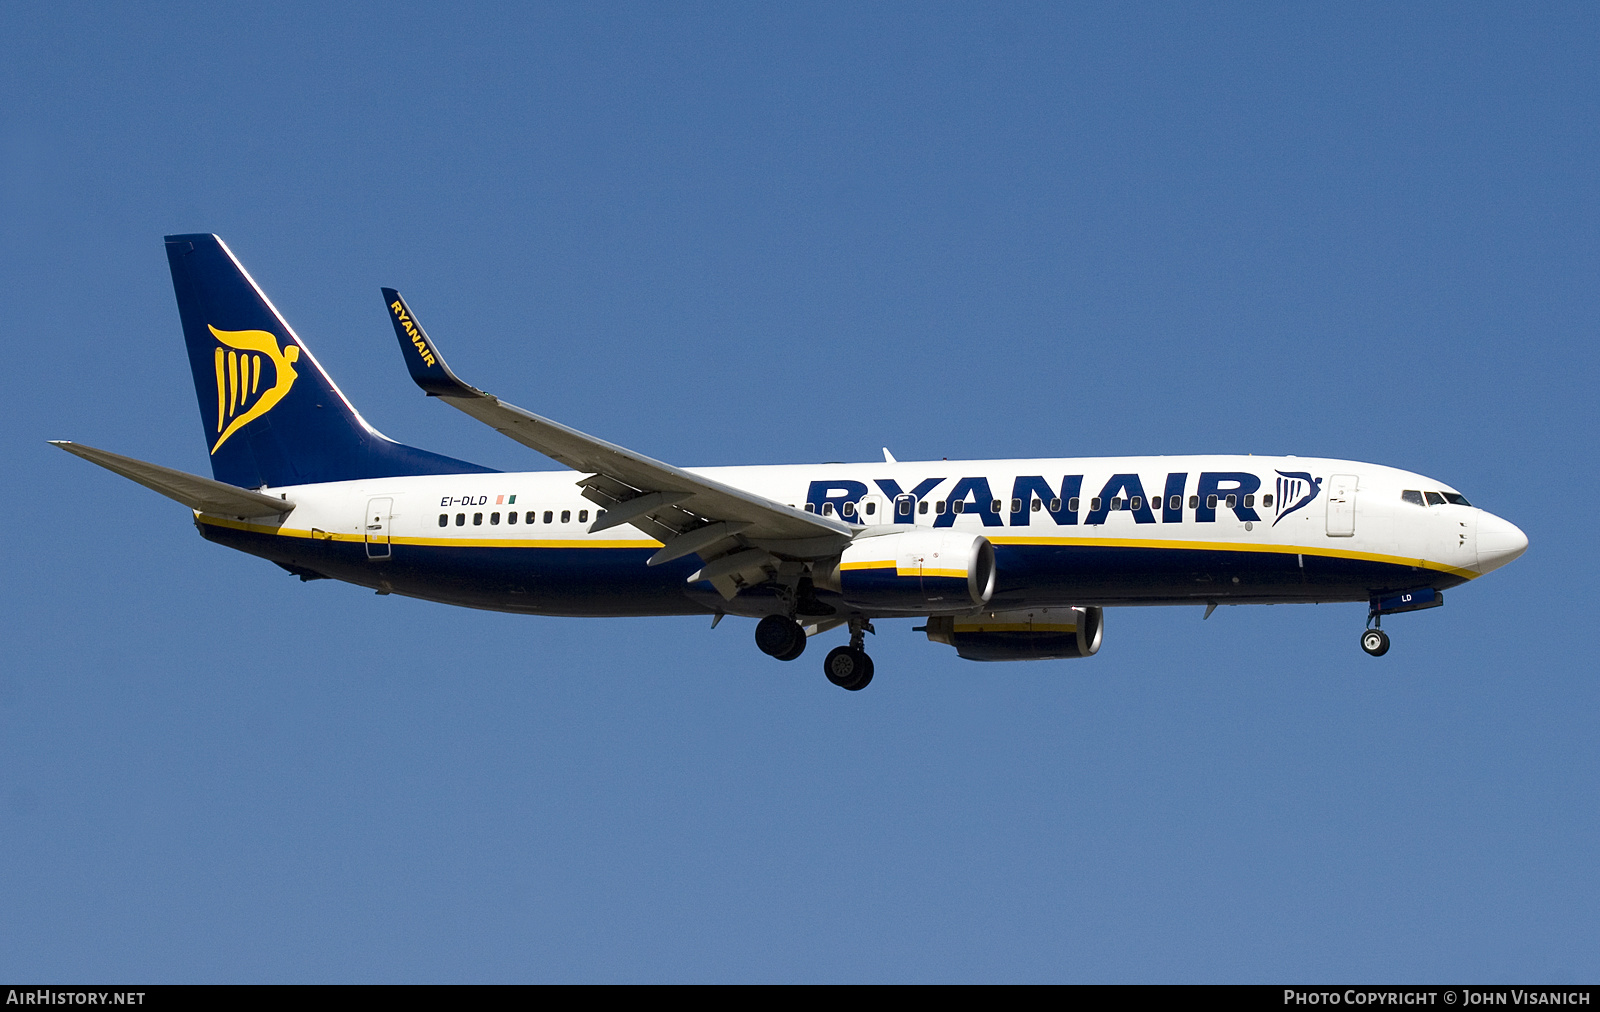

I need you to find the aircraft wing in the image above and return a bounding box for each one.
[50,441,294,517]
[381,290,853,563]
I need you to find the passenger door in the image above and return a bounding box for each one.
[1326,475,1356,537]
[365,497,393,559]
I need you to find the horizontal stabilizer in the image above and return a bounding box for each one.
[50,441,294,517]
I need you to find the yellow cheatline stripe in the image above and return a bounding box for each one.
[987,534,1479,580]
[953,623,1078,634]
[195,516,1477,579]
[197,515,661,550]
[843,560,969,578]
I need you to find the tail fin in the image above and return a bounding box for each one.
[164,234,493,487]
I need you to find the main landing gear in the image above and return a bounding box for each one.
[824,616,875,691]
[755,614,807,661]
[823,646,873,690]
[753,613,876,690]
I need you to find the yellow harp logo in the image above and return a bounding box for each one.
[208,325,301,454]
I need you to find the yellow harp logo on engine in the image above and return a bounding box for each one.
[208,325,301,454]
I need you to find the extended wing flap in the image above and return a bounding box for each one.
[51,441,294,517]
[381,290,852,550]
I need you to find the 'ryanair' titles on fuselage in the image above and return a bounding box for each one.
[806,470,1325,527]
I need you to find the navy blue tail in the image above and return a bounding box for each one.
[165,234,494,488]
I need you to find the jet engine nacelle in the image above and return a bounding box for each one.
[816,529,996,614]
[923,606,1104,662]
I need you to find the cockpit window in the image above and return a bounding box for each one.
[1424,491,1446,507]
[1442,492,1472,506]
[1401,490,1424,506]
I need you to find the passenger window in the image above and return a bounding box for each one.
[438,514,448,528]
[579,510,589,523]
[1243,494,1254,508]
[1130,496,1142,510]
[507,511,517,525]
[473,512,483,526]
[1012,498,1023,514]
[1031,498,1042,513]
[1090,497,1102,512]
[543,511,553,524]
[898,498,912,516]
[919,501,929,514]
[990,499,1002,514]
[490,512,501,525]
[953,500,965,514]
[1063,498,1075,512]
[1262,494,1273,508]
[1206,495,1218,509]
[842,501,855,517]
[456,513,466,526]
[1225,494,1237,509]
[1189,495,1199,509]
[935,501,946,514]
[804,503,815,513]
[1169,495,1181,511]
[1425,492,1446,506]
[822,503,834,516]
[561,510,571,523]
[1443,492,1471,506]
[865,501,876,516]
[1109,497,1122,510]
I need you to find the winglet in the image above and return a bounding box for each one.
[381,288,484,398]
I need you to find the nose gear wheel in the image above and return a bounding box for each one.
[1360,629,1390,657]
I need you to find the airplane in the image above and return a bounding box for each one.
[52,234,1529,691]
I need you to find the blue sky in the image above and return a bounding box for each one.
[2,3,1595,982]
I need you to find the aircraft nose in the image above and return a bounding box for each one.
[1476,511,1528,574]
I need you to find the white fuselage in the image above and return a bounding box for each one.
[196,454,1526,619]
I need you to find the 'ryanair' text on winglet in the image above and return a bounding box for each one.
[381,288,484,399]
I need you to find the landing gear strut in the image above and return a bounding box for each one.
[1361,610,1390,657]
[755,614,806,661]
[824,616,875,690]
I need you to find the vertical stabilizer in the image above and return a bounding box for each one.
[164,234,493,487]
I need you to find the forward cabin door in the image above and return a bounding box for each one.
[1325,475,1357,537]
[365,497,393,559]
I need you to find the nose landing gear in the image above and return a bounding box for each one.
[1360,628,1391,657]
